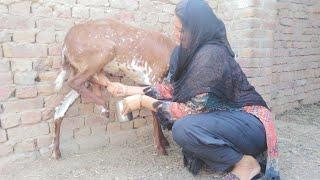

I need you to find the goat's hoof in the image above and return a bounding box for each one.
[157,148,168,156]
[52,149,62,159]
[161,138,170,147]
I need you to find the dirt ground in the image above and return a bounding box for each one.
[1,103,319,180]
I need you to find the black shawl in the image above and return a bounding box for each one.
[170,0,267,108]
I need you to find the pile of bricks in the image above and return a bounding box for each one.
[0,0,319,163]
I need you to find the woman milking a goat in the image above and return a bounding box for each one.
[109,0,280,179]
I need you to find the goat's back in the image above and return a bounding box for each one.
[64,19,175,85]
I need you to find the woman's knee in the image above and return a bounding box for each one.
[172,120,185,145]
[172,117,193,146]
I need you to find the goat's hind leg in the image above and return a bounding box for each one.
[68,50,114,106]
[52,90,80,159]
[91,71,129,97]
[68,70,105,106]
[52,118,63,159]
[91,82,109,117]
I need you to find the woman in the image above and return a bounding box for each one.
[113,0,280,179]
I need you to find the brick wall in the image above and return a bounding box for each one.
[218,0,320,114]
[0,0,319,163]
[271,0,320,113]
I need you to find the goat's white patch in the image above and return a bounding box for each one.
[54,45,68,92]
[54,70,67,92]
[104,58,154,85]
[54,90,80,120]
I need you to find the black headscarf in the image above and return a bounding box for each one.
[170,0,234,102]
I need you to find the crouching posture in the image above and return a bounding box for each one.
[115,0,280,179]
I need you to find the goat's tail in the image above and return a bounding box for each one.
[54,45,69,92]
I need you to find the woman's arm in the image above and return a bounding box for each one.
[109,82,173,100]
[143,83,173,100]
[121,93,217,130]
[122,94,196,120]
[107,82,145,96]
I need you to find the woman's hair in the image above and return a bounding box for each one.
[171,0,234,82]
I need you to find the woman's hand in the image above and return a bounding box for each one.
[121,94,143,115]
[121,94,161,115]
[107,82,146,97]
[107,82,127,97]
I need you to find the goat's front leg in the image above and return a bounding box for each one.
[152,112,167,155]
[160,128,170,147]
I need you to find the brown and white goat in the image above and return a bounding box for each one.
[53,18,175,159]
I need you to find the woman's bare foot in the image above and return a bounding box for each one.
[231,155,261,180]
